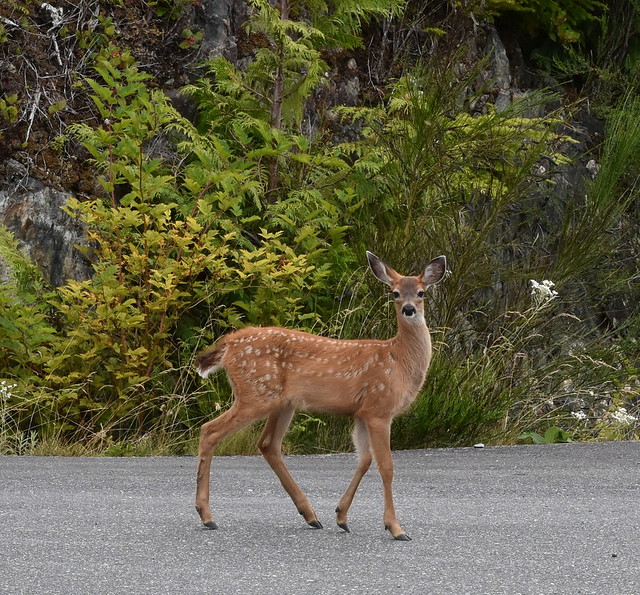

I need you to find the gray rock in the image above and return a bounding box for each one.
[488,28,511,90]
[0,160,92,287]
[198,0,245,62]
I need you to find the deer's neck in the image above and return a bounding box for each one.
[391,314,433,389]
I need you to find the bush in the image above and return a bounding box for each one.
[0,226,56,380]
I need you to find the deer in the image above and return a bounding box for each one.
[194,251,446,540]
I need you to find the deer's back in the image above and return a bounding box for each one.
[216,326,425,416]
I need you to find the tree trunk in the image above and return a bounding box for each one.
[267,0,289,201]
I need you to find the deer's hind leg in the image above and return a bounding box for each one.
[258,406,322,529]
[195,403,264,529]
[335,417,373,533]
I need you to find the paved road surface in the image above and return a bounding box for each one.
[1,442,639,594]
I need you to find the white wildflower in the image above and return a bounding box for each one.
[0,380,18,398]
[571,411,587,421]
[530,279,558,306]
[611,407,637,425]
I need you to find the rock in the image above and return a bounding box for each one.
[494,88,512,113]
[0,160,92,287]
[488,28,511,91]
[586,159,600,178]
[197,0,245,62]
[341,76,361,106]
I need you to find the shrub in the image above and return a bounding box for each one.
[0,225,55,380]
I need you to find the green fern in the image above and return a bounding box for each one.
[487,0,607,43]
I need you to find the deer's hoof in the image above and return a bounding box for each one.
[308,520,323,529]
[203,521,218,530]
[337,522,350,533]
[393,532,411,541]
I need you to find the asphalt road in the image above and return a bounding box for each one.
[1,442,639,594]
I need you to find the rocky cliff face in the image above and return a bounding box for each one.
[0,160,91,286]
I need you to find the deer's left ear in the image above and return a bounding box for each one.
[366,251,400,287]
[422,256,446,286]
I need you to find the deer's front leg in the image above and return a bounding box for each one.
[336,418,372,533]
[366,416,411,541]
[195,452,217,529]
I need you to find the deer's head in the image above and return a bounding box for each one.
[367,252,446,321]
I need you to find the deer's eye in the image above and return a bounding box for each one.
[392,290,401,299]
[417,290,425,298]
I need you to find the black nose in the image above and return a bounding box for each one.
[401,305,416,317]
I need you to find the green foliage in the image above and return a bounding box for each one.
[0,380,36,455]
[239,0,329,127]
[179,28,203,49]
[195,0,402,128]
[301,0,405,50]
[151,0,194,20]
[487,0,607,43]
[287,413,327,452]
[2,0,30,17]
[556,94,640,284]
[52,196,230,389]
[0,35,349,444]
[0,226,56,380]
[33,48,332,439]
[335,59,572,267]
[521,2,640,113]
[74,15,118,55]
[181,26,359,279]
[484,0,615,107]
[3,0,397,446]
[519,426,574,443]
[47,99,66,116]
[330,56,637,448]
[0,227,59,452]
[0,93,19,125]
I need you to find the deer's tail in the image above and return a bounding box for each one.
[195,341,228,379]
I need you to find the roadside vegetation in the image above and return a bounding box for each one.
[1,0,639,455]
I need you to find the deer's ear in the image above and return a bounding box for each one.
[366,251,398,287]
[422,256,447,286]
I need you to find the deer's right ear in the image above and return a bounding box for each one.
[367,251,397,286]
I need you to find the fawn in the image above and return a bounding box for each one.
[195,251,446,540]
